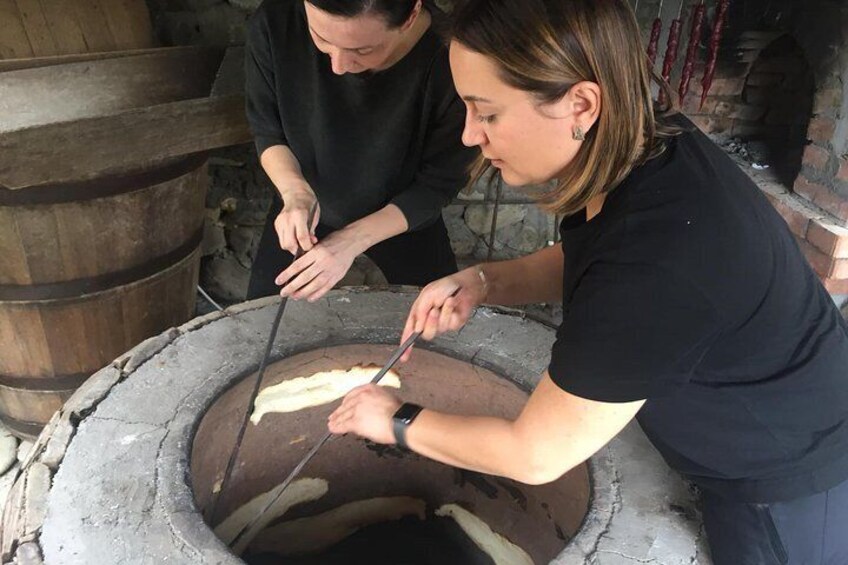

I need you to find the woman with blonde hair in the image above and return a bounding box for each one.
[328,0,848,562]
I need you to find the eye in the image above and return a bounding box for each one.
[477,114,496,124]
[354,48,375,56]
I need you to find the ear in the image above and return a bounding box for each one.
[561,81,601,132]
[399,0,423,32]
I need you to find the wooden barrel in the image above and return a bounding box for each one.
[0,156,208,439]
[0,0,153,59]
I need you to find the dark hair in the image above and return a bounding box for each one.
[305,0,420,28]
[450,0,678,216]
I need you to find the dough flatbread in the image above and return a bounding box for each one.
[251,365,401,424]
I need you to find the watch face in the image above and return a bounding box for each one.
[394,403,422,424]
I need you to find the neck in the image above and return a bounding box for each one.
[377,8,431,70]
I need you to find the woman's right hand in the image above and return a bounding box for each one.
[400,266,488,362]
[275,183,319,254]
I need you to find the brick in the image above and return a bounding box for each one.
[689,115,733,136]
[708,77,747,96]
[802,144,831,172]
[838,158,848,183]
[823,277,848,294]
[806,220,848,259]
[795,176,848,223]
[807,117,836,145]
[765,192,810,238]
[813,88,842,116]
[730,103,768,121]
[798,239,836,278]
[833,259,848,279]
[681,94,718,115]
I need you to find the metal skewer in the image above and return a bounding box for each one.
[228,330,423,551]
[205,201,319,524]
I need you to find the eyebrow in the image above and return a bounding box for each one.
[309,27,376,51]
[463,95,495,104]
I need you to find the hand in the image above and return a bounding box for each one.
[276,229,362,302]
[327,384,402,444]
[275,184,320,254]
[399,266,487,362]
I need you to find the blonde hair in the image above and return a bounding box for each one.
[450,0,678,215]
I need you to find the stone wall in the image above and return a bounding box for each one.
[145,0,848,304]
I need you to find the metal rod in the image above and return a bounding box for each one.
[486,175,503,263]
[197,285,225,312]
[228,330,423,551]
[205,202,318,525]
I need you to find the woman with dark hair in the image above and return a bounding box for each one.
[245,0,476,300]
[327,0,848,562]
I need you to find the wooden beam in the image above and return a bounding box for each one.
[0,45,199,72]
[0,46,225,132]
[0,95,251,189]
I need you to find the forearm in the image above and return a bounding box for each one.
[259,145,313,200]
[479,243,564,306]
[406,410,534,482]
[338,204,409,255]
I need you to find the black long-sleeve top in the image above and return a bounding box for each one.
[245,0,477,230]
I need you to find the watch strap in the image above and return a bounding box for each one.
[392,402,423,449]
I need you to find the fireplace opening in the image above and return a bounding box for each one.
[190,344,591,564]
[738,34,815,186]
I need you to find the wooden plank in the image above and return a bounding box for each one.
[71,0,116,53]
[0,0,34,59]
[100,0,153,50]
[0,45,196,72]
[14,0,57,56]
[0,47,224,132]
[39,0,87,55]
[0,95,251,189]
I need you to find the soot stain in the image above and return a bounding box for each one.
[454,469,498,500]
[495,479,528,511]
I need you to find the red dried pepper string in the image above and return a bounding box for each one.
[679,1,706,103]
[658,0,684,106]
[646,0,664,68]
[647,18,663,67]
[700,0,731,110]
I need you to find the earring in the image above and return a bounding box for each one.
[572,125,585,141]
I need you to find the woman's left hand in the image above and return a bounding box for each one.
[327,384,402,444]
[276,230,362,302]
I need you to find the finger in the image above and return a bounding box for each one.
[312,204,321,232]
[307,280,336,303]
[400,314,417,362]
[280,265,321,297]
[437,296,455,334]
[291,274,328,301]
[295,218,314,252]
[421,308,441,341]
[275,218,297,255]
[276,255,316,287]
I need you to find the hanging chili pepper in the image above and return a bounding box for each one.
[679,0,706,104]
[700,0,731,110]
[646,0,664,68]
[658,0,684,106]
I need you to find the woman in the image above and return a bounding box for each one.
[327,0,848,563]
[245,0,476,300]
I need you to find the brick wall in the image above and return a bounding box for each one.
[637,0,848,294]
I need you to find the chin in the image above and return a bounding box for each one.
[498,168,532,187]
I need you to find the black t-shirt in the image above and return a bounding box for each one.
[548,118,848,503]
[244,0,476,230]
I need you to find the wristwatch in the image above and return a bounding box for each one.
[392,403,423,449]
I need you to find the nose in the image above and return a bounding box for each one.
[329,49,353,75]
[461,111,487,148]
